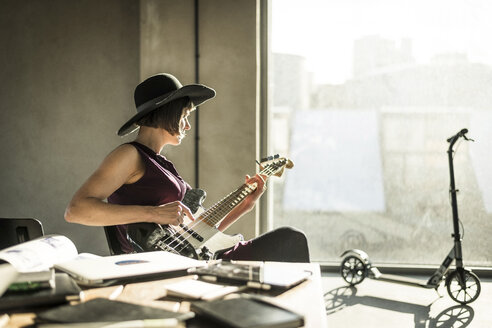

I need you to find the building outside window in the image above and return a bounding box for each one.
[268,0,492,266]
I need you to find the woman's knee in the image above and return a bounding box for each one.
[272,226,309,251]
[272,226,308,243]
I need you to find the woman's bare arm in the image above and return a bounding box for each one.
[217,174,266,231]
[64,144,193,226]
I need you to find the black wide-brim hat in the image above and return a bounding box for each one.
[118,73,216,136]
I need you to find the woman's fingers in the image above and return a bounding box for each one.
[156,201,195,226]
[245,174,266,193]
[182,204,195,221]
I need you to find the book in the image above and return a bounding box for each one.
[0,235,87,297]
[6,268,55,292]
[0,235,204,290]
[0,273,81,312]
[163,277,244,301]
[0,235,84,273]
[190,295,305,328]
[0,263,19,297]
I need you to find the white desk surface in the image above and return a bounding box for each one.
[5,262,327,328]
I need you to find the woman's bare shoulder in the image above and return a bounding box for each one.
[97,143,141,173]
[107,143,139,159]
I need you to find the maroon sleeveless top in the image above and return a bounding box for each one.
[107,142,190,253]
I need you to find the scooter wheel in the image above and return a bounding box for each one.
[446,269,481,304]
[340,255,366,285]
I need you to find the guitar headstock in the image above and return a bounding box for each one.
[259,154,294,178]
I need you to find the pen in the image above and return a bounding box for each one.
[36,318,180,328]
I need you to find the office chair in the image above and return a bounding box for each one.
[0,218,44,250]
[103,226,125,255]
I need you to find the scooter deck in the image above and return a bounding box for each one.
[377,273,432,288]
[370,268,433,288]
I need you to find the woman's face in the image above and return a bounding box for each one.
[173,108,192,144]
[180,109,192,131]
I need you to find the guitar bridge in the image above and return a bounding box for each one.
[198,246,213,260]
[180,224,204,242]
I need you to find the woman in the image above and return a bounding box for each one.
[65,73,309,262]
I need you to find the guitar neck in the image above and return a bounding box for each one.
[198,169,274,227]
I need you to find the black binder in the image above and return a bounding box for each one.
[190,296,304,328]
[36,298,194,323]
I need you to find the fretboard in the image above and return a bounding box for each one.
[197,166,278,227]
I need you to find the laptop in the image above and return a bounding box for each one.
[188,261,312,291]
[54,251,205,287]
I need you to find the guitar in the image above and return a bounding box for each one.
[127,155,294,260]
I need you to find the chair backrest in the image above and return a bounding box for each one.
[103,226,125,255]
[0,218,44,250]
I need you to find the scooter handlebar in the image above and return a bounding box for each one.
[447,128,469,143]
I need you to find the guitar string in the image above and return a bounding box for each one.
[154,162,282,256]
[154,187,254,255]
[155,186,249,255]
[179,163,280,233]
[168,165,278,256]
[149,188,249,256]
[190,160,285,230]
[156,164,277,256]
[154,183,252,252]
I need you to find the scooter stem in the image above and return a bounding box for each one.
[446,128,470,242]
[447,146,461,242]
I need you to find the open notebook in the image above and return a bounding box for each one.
[188,261,312,291]
[55,251,205,286]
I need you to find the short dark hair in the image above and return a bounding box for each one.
[136,97,192,135]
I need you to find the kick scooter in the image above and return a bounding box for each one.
[340,128,481,304]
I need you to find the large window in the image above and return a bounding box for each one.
[268,0,492,266]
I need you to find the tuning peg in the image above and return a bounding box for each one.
[260,155,282,163]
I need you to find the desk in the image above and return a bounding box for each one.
[4,262,327,328]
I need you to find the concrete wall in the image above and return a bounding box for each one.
[140,0,260,240]
[139,0,196,181]
[198,0,259,238]
[0,0,140,254]
[0,0,260,254]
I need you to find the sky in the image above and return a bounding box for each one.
[271,0,492,84]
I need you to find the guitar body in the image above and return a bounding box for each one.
[202,230,244,254]
[127,189,242,260]
[126,156,292,260]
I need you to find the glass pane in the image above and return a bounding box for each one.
[269,0,492,266]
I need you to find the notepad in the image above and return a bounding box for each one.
[164,278,243,300]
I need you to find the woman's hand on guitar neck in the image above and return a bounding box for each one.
[242,173,267,211]
[217,174,267,231]
[151,201,195,226]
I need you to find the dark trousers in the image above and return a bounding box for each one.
[217,226,310,263]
